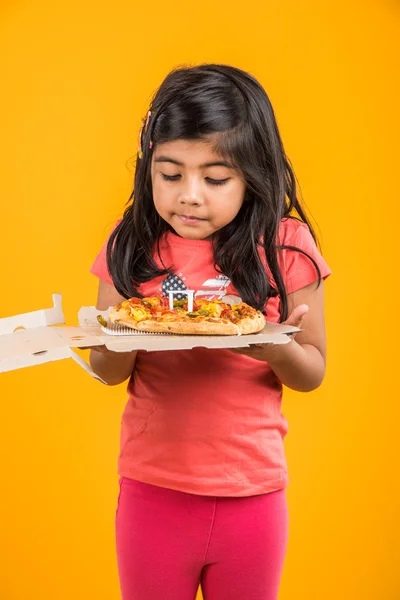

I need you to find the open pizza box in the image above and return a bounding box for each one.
[0,294,300,384]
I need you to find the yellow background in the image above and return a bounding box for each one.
[1,1,399,598]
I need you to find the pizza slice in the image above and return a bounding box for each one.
[100,296,266,336]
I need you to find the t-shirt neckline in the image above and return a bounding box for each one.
[164,230,213,248]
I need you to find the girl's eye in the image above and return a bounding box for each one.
[160,174,230,186]
[161,173,181,182]
[206,178,230,186]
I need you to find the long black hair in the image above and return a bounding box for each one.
[107,64,320,321]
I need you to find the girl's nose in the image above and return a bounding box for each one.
[178,179,204,205]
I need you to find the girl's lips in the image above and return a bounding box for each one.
[178,215,206,225]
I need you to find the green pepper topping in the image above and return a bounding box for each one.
[173,299,187,308]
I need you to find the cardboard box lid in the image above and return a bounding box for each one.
[0,295,105,382]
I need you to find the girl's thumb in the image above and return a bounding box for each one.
[284,304,309,327]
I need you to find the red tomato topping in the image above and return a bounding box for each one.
[161,296,170,307]
[183,300,199,311]
[220,309,235,321]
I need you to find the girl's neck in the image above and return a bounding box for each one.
[166,227,213,246]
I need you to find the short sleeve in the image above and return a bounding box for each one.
[280,220,331,294]
[90,233,114,285]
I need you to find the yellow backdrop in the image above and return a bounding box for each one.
[1,1,399,598]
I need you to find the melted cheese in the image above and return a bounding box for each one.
[142,296,161,307]
[196,300,224,316]
[130,306,151,322]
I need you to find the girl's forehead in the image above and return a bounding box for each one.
[152,138,234,169]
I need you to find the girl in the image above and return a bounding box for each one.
[89,64,330,600]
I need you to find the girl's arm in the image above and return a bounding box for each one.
[89,280,138,386]
[232,281,327,392]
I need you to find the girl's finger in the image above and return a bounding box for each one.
[78,345,109,353]
[284,304,309,327]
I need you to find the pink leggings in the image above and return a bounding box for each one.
[116,477,288,600]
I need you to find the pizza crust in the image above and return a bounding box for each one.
[236,312,266,335]
[143,319,240,335]
[109,313,240,335]
[108,306,133,324]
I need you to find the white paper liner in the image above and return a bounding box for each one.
[100,323,173,336]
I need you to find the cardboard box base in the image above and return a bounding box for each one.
[0,295,300,383]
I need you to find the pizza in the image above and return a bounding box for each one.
[101,296,266,336]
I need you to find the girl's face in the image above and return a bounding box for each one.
[151,138,246,240]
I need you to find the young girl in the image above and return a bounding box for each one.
[89,64,330,600]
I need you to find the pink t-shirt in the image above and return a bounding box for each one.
[91,218,331,496]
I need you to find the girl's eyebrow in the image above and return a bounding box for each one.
[154,156,234,169]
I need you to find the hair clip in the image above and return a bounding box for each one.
[145,110,151,132]
[138,110,153,159]
[138,122,145,159]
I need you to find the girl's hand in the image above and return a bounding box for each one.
[231,281,326,392]
[85,280,139,385]
[230,304,309,361]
